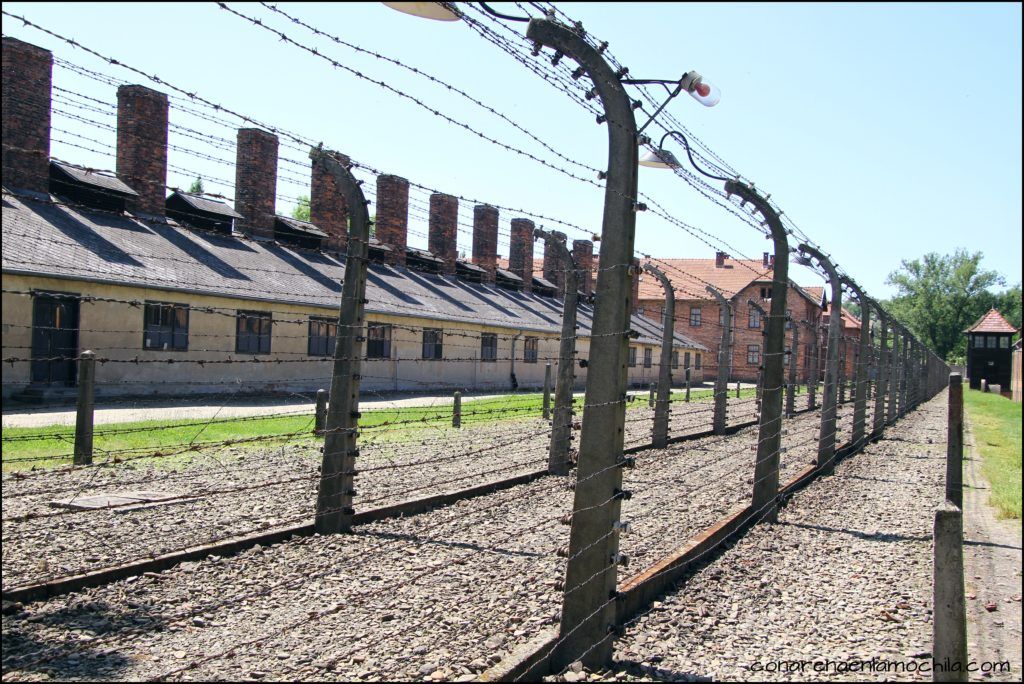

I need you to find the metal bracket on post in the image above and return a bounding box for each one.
[536,227,579,476]
[644,263,675,449]
[729,181,789,524]
[840,277,871,452]
[528,16,639,671]
[706,285,733,435]
[310,147,369,535]
[799,244,842,475]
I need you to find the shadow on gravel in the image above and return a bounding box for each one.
[613,659,712,682]
[963,538,1022,552]
[357,529,548,559]
[1,598,164,679]
[781,521,932,544]
[841,474,936,487]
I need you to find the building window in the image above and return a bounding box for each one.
[671,351,679,369]
[366,323,392,359]
[719,307,735,328]
[308,317,337,357]
[760,286,773,300]
[986,335,998,349]
[628,346,637,367]
[143,302,188,351]
[695,353,702,369]
[523,336,538,363]
[973,335,985,349]
[689,307,702,327]
[684,351,691,369]
[999,336,1010,349]
[785,309,792,329]
[236,311,271,355]
[747,344,761,365]
[749,307,761,329]
[643,348,653,368]
[480,333,498,362]
[421,328,443,360]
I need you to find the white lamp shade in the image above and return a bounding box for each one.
[382,2,460,21]
[638,148,681,169]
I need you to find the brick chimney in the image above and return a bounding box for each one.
[311,150,349,253]
[375,174,409,267]
[472,204,498,284]
[542,230,567,298]
[572,239,594,296]
[116,85,168,217]
[428,192,458,275]
[715,251,728,267]
[2,38,52,194]
[234,128,278,240]
[631,256,641,313]
[508,218,535,294]
[762,251,770,267]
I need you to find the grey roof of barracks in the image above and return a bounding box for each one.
[1,190,706,351]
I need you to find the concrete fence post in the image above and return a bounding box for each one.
[543,362,552,420]
[872,309,889,439]
[735,380,741,399]
[887,329,900,425]
[536,227,579,476]
[799,245,842,475]
[807,322,819,411]
[645,263,675,449]
[453,390,462,429]
[684,369,691,402]
[841,279,871,452]
[786,322,798,418]
[708,286,732,435]
[73,350,96,466]
[838,339,848,405]
[648,382,656,408]
[933,502,968,682]
[315,389,328,435]
[311,149,369,535]
[946,373,963,508]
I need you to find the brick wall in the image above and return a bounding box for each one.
[428,193,458,275]
[116,85,168,216]
[234,128,278,240]
[509,218,535,293]
[375,174,409,267]
[472,204,498,284]
[2,37,52,194]
[311,150,349,253]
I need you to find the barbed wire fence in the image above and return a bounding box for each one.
[0,5,955,681]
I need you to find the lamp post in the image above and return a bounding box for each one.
[798,244,842,475]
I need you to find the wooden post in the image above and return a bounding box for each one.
[315,389,327,435]
[73,350,96,466]
[453,390,462,428]
[946,374,963,507]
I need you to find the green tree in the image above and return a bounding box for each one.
[292,194,311,222]
[188,177,204,194]
[883,249,1010,362]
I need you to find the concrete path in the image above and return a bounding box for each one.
[1,385,743,428]
[962,419,1023,681]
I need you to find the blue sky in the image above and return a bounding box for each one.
[3,2,1021,300]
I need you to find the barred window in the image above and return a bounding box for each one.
[643,348,653,368]
[760,286,773,299]
[481,333,497,362]
[747,344,761,365]
[689,307,702,327]
[628,346,637,368]
[236,311,271,355]
[422,328,443,360]
[308,317,337,357]
[524,336,538,363]
[749,307,761,329]
[144,302,188,351]
[367,323,392,359]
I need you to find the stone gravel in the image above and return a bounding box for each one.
[1,395,839,681]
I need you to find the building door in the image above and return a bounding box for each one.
[31,292,80,385]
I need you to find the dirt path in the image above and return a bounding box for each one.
[962,419,1023,681]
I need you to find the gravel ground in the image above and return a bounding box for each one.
[1,397,838,681]
[541,392,946,682]
[2,395,764,591]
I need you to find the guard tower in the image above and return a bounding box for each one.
[965,308,1018,391]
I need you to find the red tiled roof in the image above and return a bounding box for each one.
[801,285,826,306]
[638,258,771,301]
[965,308,1018,334]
